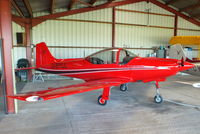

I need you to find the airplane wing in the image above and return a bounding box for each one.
[8,77,131,102]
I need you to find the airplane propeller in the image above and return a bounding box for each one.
[177,57,185,67]
[181,57,185,66]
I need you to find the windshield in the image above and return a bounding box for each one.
[86,48,119,64]
[119,49,138,64]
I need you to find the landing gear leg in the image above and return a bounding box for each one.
[154,81,163,104]
[98,87,110,105]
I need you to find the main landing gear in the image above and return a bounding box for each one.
[98,87,110,105]
[97,83,128,105]
[154,81,163,104]
[97,82,163,105]
[120,83,128,91]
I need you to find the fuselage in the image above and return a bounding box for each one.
[37,57,194,82]
[35,45,194,82]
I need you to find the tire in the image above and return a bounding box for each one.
[120,84,128,91]
[98,95,107,105]
[154,94,163,104]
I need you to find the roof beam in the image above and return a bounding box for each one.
[32,0,144,27]
[179,2,200,12]
[11,0,25,18]
[51,0,55,14]
[12,15,31,27]
[165,0,182,5]
[35,0,144,20]
[192,13,200,19]
[89,0,98,5]
[108,0,115,2]
[150,0,200,26]
[77,0,94,7]
[23,0,33,18]
[68,0,77,10]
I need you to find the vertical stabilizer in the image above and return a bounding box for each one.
[36,42,55,67]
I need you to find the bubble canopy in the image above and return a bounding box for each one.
[85,48,138,64]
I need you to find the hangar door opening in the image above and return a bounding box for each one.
[0,39,6,114]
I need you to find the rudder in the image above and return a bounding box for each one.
[36,42,55,67]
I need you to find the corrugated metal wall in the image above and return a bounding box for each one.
[176,17,200,58]
[33,21,112,47]
[32,8,112,59]
[177,17,200,36]
[12,1,200,65]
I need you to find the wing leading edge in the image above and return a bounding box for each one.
[8,78,131,102]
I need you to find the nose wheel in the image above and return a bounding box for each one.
[154,94,163,104]
[120,83,128,91]
[154,81,163,104]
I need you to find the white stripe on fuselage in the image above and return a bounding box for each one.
[38,66,171,75]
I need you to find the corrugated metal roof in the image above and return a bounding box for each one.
[161,0,200,20]
[12,0,109,14]
[11,0,200,24]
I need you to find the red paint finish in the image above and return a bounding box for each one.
[0,0,15,113]
[149,0,200,27]
[35,42,193,81]
[155,81,160,89]
[8,42,194,102]
[9,78,129,101]
[102,87,110,100]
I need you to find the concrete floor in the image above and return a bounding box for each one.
[0,75,200,134]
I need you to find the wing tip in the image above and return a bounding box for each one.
[7,95,44,102]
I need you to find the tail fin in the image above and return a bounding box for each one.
[168,44,186,61]
[36,42,56,67]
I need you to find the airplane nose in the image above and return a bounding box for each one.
[179,61,194,71]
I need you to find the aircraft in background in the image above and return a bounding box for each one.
[169,44,200,76]
[8,42,194,105]
[169,36,200,88]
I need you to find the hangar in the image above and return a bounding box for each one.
[0,0,200,133]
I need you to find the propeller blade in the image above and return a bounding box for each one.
[181,57,184,66]
[177,57,184,66]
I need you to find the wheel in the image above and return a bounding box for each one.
[98,95,107,105]
[154,94,163,104]
[120,84,128,91]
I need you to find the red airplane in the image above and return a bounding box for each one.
[9,42,194,105]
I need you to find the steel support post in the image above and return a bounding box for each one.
[25,24,32,80]
[0,0,15,114]
[112,7,116,48]
[174,14,178,36]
